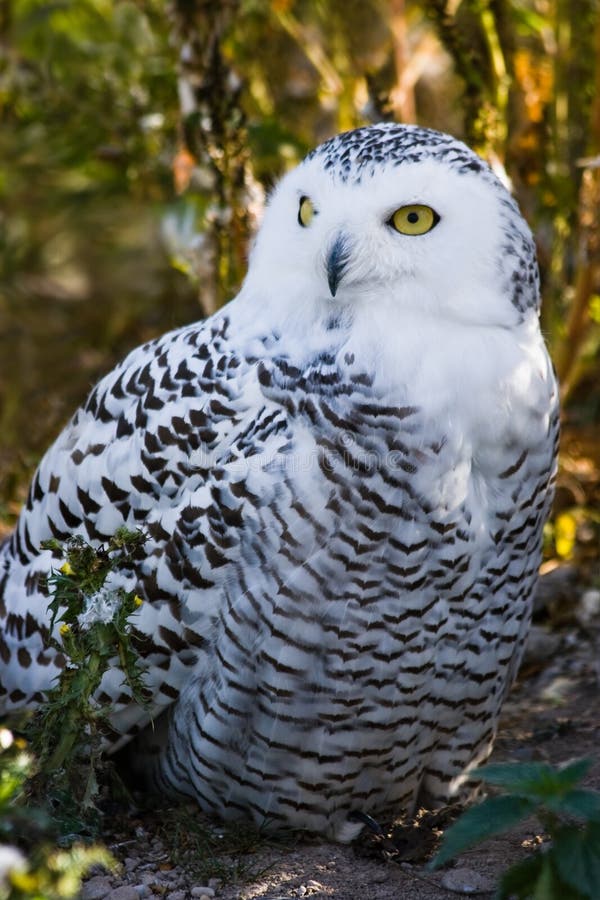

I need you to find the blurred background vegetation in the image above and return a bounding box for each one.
[0,0,599,568]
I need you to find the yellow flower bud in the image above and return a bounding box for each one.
[60,561,74,576]
[59,623,71,636]
[133,595,143,607]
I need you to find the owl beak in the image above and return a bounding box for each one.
[326,232,352,297]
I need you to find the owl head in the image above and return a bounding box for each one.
[243,124,539,332]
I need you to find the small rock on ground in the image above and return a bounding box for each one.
[81,876,113,900]
[106,886,140,900]
[441,867,495,894]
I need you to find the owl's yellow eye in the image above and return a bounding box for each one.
[390,204,439,236]
[298,196,316,227]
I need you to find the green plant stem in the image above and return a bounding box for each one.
[271,7,343,98]
[42,653,102,775]
[479,3,509,139]
[555,252,594,396]
[42,708,81,775]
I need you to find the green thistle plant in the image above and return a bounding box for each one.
[431,759,600,898]
[28,528,150,811]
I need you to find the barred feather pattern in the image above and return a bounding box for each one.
[0,123,559,841]
[133,315,558,840]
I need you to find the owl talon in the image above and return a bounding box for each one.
[348,810,384,835]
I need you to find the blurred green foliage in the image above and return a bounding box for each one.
[432,759,600,899]
[0,0,198,509]
[0,728,115,899]
[1,0,599,522]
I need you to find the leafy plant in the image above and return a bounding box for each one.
[0,529,158,896]
[27,528,149,820]
[431,759,600,898]
[0,728,115,900]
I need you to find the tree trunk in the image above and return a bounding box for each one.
[169,0,257,310]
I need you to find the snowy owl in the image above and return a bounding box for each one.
[0,124,558,841]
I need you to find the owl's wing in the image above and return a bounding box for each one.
[0,309,288,738]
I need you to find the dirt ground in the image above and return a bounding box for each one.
[87,571,600,900]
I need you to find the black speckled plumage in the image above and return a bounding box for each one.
[0,123,558,841]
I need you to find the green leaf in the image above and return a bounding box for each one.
[532,855,574,900]
[554,760,594,791]
[500,853,583,900]
[551,789,600,822]
[553,822,600,896]
[40,538,64,553]
[431,795,536,868]
[497,852,545,899]
[474,759,592,800]
[476,761,556,790]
